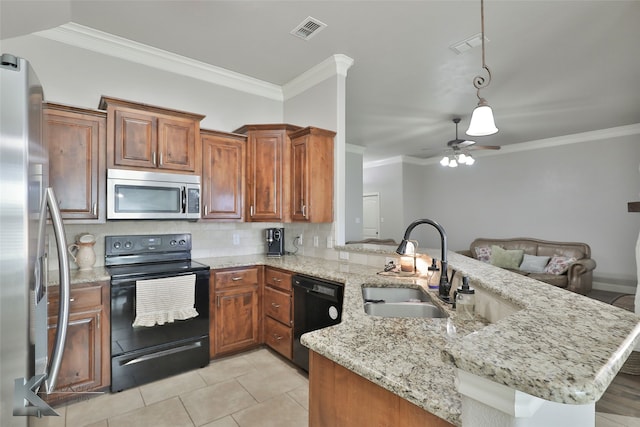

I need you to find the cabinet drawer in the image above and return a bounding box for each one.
[264,286,291,325]
[48,285,102,316]
[214,267,259,289]
[265,316,292,360]
[264,268,292,292]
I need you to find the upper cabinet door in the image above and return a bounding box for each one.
[157,116,197,172]
[113,108,157,169]
[44,103,106,222]
[201,130,246,221]
[291,136,309,221]
[100,96,204,174]
[290,127,335,223]
[247,130,286,222]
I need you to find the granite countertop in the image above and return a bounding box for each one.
[53,252,640,427]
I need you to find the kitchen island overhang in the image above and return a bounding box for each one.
[301,250,640,426]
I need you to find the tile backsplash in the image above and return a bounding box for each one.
[48,220,338,270]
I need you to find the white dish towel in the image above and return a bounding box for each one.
[133,274,198,327]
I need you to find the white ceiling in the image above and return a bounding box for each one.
[3,1,640,162]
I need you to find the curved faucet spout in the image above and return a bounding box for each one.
[396,219,451,301]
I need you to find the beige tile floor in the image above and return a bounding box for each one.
[31,347,640,427]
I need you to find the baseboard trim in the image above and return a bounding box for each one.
[592,281,637,294]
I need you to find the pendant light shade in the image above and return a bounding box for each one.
[467,0,498,137]
[466,99,498,136]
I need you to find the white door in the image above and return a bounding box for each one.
[362,193,380,239]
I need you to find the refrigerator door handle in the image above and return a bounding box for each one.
[44,187,71,394]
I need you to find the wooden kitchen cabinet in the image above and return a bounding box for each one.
[99,96,205,174]
[210,266,261,357]
[234,124,301,222]
[263,267,293,359]
[45,281,110,406]
[201,129,246,220]
[309,351,455,427]
[44,103,106,222]
[290,127,335,223]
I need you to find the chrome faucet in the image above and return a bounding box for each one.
[396,219,451,302]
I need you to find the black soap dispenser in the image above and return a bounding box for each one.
[455,276,475,320]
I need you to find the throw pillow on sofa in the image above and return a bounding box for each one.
[544,255,577,275]
[519,254,550,273]
[474,246,491,262]
[490,245,524,269]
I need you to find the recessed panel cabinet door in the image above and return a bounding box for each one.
[44,105,106,221]
[47,310,101,396]
[158,116,197,172]
[247,131,284,221]
[114,109,157,169]
[214,286,260,355]
[201,131,246,220]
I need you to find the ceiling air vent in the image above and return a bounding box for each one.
[290,16,327,40]
[450,33,489,54]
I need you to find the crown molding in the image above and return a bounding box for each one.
[283,54,354,100]
[346,144,366,154]
[364,123,640,168]
[34,22,284,100]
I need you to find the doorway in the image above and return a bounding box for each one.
[362,193,380,239]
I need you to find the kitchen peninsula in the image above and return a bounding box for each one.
[55,250,640,427]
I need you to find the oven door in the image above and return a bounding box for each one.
[110,269,209,391]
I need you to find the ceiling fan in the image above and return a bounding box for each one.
[439,118,500,167]
[446,118,500,151]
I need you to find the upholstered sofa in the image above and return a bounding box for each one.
[458,237,596,295]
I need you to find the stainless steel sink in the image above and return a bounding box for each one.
[363,302,446,318]
[361,286,447,318]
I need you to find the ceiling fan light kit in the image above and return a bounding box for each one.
[466,0,499,137]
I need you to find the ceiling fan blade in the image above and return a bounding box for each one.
[469,145,501,151]
[456,140,476,148]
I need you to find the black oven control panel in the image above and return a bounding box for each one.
[105,233,193,265]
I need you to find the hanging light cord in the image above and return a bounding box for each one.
[472,0,492,100]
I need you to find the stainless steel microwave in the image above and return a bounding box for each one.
[107,169,200,220]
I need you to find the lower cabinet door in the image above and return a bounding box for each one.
[265,316,292,360]
[214,285,260,355]
[46,309,102,404]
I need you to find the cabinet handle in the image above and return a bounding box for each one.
[216,295,221,308]
[271,302,280,308]
[159,152,163,166]
[97,312,100,330]
[272,277,282,282]
[302,204,307,218]
[273,334,283,341]
[152,151,157,166]
[204,205,208,216]
[250,205,254,217]
[92,202,97,216]
[232,277,243,281]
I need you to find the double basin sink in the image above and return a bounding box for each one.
[362,286,447,318]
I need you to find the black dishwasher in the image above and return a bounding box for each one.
[292,275,344,371]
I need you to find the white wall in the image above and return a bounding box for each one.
[345,148,364,242]
[1,35,282,129]
[284,76,337,131]
[418,135,639,285]
[363,161,405,241]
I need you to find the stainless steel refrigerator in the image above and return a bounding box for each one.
[0,54,71,425]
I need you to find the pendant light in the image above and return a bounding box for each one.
[466,0,498,137]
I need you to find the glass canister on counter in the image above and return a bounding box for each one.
[455,276,475,320]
